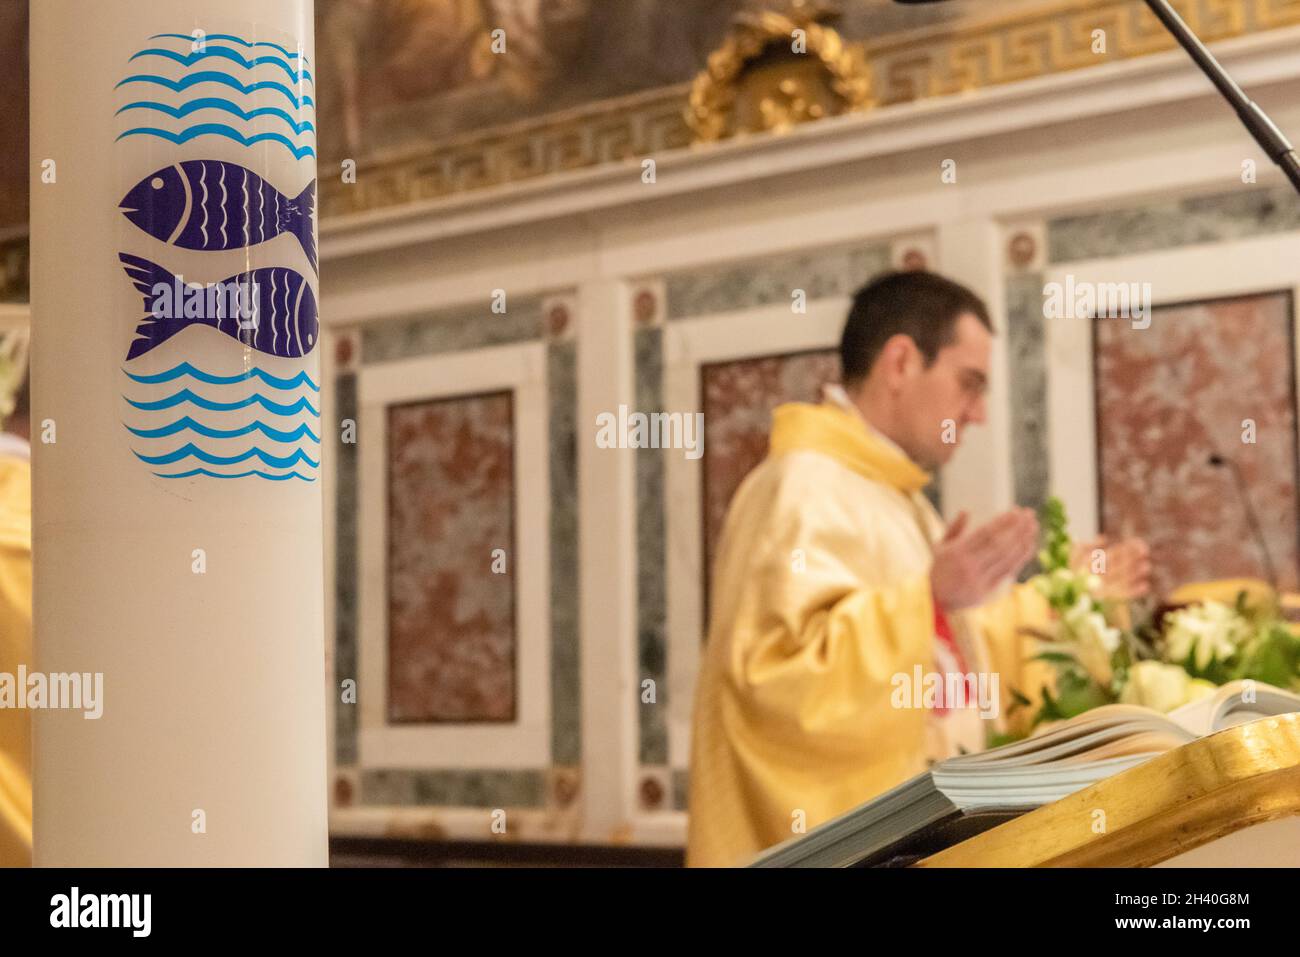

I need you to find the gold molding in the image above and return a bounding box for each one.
[918,713,1300,867]
[321,0,1300,221]
[687,3,872,142]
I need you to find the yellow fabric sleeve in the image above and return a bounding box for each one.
[739,575,936,750]
[720,477,937,765]
[965,581,1054,735]
[0,458,31,867]
[0,750,30,868]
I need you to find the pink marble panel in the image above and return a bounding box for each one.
[387,391,516,722]
[1095,291,1299,597]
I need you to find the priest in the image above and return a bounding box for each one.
[686,271,1148,867]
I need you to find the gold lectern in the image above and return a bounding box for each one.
[919,714,1300,867]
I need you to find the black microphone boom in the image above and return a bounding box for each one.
[1208,452,1279,590]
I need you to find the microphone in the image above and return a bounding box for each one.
[1208,452,1278,590]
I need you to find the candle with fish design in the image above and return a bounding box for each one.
[30,0,326,865]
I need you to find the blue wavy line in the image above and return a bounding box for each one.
[126,390,321,418]
[127,417,321,444]
[117,99,315,136]
[135,443,320,469]
[155,468,316,482]
[116,72,314,110]
[123,364,320,393]
[150,34,311,66]
[117,125,316,159]
[130,47,314,85]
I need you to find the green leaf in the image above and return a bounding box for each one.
[987,729,1026,749]
[1233,625,1300,687]
[1032,669,1112,726]
[1051,669,1112,719]
[1032,651,1079,664]
[1037,496,1073,574]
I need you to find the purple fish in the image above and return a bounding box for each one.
[119,253,319,361]
[120,160,316,272]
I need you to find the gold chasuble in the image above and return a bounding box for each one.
[0,455,31,867]
[686,395,1050,867]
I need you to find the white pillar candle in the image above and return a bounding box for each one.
[30,0,325,865]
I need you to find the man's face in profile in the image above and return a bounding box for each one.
[899,312,991,470]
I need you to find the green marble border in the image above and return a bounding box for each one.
[360,296,544,363]
[1047,184,1300,264]
[672,769,689,813]
[548,341,581,766]
[334,374,359,767]
[1005,272,1049,514]
[635,326,668,766]
[665,243,891,320]
[360,769,547,808]
[334,303,579,810]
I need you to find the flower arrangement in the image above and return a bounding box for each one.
[1019,497,1300,725]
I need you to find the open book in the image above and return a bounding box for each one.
[751,681,1300,868]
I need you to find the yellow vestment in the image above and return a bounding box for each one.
[686,399,1050,867]
[0,455,31,867]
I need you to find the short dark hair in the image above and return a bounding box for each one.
[839,271,993,384]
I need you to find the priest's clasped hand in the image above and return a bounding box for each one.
[929,508,1039,612]
[1070,535,1152,600]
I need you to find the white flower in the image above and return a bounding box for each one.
[1033,567,1100,609]
[1063,595,1121,652]
[1058,596,1121,685]
[1120,660,1217,713]
[1163,601,1252,672]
